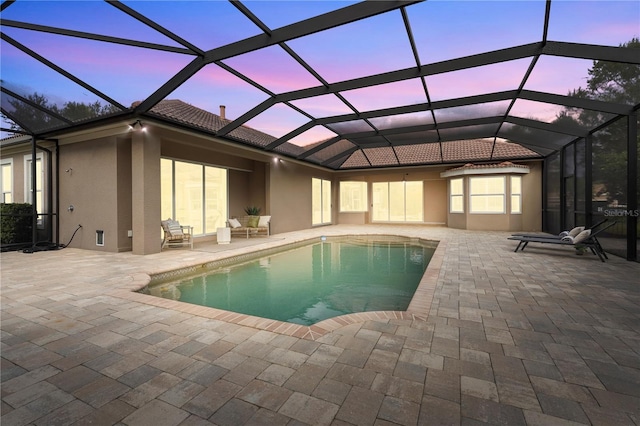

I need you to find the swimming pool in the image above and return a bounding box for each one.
[145,236,436,325]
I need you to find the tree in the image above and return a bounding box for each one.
[555,38,640,206]
[1,89,121,135]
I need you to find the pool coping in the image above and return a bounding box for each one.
[108,235,445,341]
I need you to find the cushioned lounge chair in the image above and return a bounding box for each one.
[508,221,616,262]
[161,219,193,249]
[511,219,608,240]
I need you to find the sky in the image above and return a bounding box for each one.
[1,0,639,143]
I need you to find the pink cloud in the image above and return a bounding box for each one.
[169,64,270,120]
[524,56,592,95]
[289,125,338,147]
[244,103,309,138]
[286,9,416,84]
[509,99,564,123]
[340,78,427,112]
[222,45,322,94]
[426,58,531,101]
[289,94,352,118]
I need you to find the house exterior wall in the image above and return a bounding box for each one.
[131,130,161,254]
[522,162,543,231]
[336,168,448,225]
[159,130,268,224]
[0,123,545,254]
[116,137,133,252]
[445,161,543,232]
[59,137,121,251]
[267,159,333,233]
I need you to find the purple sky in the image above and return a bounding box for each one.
[1,0,638,143]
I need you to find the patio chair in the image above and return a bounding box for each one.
[508,221,616,262]
[161,218,193,249]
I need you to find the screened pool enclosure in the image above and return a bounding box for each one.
[1,1,638,259]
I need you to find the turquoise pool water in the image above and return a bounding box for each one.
[148,237,435,325]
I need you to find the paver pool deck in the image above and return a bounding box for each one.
[1,225,639,425]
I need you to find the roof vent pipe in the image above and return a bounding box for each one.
[219,105,226,120]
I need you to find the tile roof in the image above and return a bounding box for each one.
[446,161,531,172]
[148,99,277,148]
[146,100,542,169]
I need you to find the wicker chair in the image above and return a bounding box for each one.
[161,218,193,249]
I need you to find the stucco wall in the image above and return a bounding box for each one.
[161,132,267,221]
[337,168,449,225]
[443,161,543,232]
[267,159,333,234]
[522,162,543,231]
[228,169,251,218]
[116,137,133,252]
[59,137,119,251]
[1,124,545,254]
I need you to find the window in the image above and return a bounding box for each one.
[469,176,505,213]
[372,181,423,222]
[161,158,228,236]
[339,181,367,212]
[1,159,12,203]
[511,176,522,214]
[450,178,464,213]
[24,154,44,226]
[24,154,43,208]
[312,178,331,225]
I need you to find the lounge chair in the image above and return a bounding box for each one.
[227,215,271,239]
[508,221,616,262]
[161,218,193,249]
[511,219,608,240]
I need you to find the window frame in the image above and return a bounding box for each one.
[372,180,423,222]
[23,153,44,207]
[312,177,332,225]
[23,153,45,227]
[339,181,368,213]
[161,158,228,236]
[469,176,506,214]
[450,177,464,213]
[1,158,13,203]
[511,175,522,214]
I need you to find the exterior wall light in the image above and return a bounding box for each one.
[128,120,146,131]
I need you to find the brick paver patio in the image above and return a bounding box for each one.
[2,225,639,425]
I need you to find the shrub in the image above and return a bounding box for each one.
[1,203,33,245]
[244,206,261,216]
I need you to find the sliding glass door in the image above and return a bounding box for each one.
[372,181,423,222]
[161,158,228,236]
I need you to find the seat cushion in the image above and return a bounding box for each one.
[573,229,591,244]
[568,226,584,237]
[247,216,259,228]
[258,215,271,228]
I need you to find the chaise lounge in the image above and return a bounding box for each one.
[508,221,616,262]
[511,218,608,240]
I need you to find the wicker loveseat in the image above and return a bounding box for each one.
[227,215,270,238]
